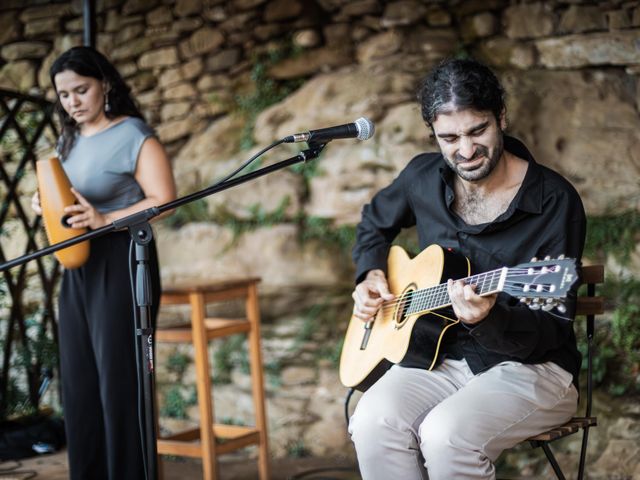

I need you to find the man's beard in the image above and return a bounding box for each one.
[445,136,504,182]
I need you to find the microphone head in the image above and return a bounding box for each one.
[354,117,375,141]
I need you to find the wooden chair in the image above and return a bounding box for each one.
[526,264,605,480]
[155,278,270,480]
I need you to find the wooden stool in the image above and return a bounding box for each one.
[156,278,270,480]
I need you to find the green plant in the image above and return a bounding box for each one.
[585,211,640,262]
[212,334,248,384]
[163,198,210,229]
[166,350,191,378]
[160,385,197,419]
[233,44,304,150]
[286,439,312,458]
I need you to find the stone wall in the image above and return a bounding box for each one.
[2,0,640,476]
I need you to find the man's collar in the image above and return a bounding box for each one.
[439,135,544,215]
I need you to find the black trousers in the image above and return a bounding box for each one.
[58,231,161,480]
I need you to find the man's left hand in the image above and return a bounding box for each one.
[447,279,497,325]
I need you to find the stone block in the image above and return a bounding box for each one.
[536,30,640,68]
[172,17,204,33]
[159,67,184,89]
[463,12,498,40]
[161,101,192,121]
[162,81,197,100]
[503,2,554,39]
[196,73,232,91]
[633,6,640,27]
[122,0,159,15]
[269,46,353,79]
[427,7,452,27]
[234,0,267,10]
[340,0,381,17]
[205,48,241,73]
[1,42,50,61]
[324,23,351,46]
[187,27,225,57]
[19,4,73,21]
[558,5,606,34]
[356,30,403,64]
[381,0,427,28]
[147,5,173,26]
[128,71,157,93]
[607,9,632,30]
[138,46,179,69]
[220,12,255,32]
[156,116,197,143]
[0,12,20,46]
[110,37,152,62]
[264,0,303,22]
[293,29,322,49]
[114,23,145,45]
[181,57,204,80]
[0,60,37,92]
[24,17,60,38]
[174,0,202,17]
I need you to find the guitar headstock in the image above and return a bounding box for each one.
[503,256,577,312]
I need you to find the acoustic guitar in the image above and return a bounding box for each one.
[339,244,578,391]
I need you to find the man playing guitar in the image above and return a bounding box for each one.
[348,58,585,479]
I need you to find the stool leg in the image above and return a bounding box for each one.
[247,283,270,480]
[191,292,218,480]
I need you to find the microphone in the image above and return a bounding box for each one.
[283,117,375,144]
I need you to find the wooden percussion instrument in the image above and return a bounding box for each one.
[36,157,90,269]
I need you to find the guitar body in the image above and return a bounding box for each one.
[340,244,470,391]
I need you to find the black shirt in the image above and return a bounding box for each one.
[352,136,586,388]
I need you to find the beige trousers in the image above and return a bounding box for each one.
[349,358,578,480]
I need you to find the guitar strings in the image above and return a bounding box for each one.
[376,274,560,314]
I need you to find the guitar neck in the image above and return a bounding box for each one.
[405,267,507,315]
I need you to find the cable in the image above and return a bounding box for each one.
[344,387,355,432]
[214,138,285,186]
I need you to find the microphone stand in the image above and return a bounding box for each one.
[0,141,327,480]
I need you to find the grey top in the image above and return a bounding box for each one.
[62,117,155,213]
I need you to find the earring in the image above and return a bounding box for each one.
[104,91,111,113]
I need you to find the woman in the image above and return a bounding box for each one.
[32,46,176,480]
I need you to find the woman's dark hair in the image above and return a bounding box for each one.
[50,46,144,159]
[417,58,506,127]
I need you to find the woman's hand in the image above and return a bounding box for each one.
[64,188,108,229]
[31,191,42,215]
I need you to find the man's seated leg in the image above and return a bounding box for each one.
[349,359,474,480]
[419,361,578,480]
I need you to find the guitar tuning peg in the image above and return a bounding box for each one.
[557,254,565,260]
[557,304,567,314]
[529,298,541,310]
[520,297,528,303]
[530,256,538,262]
[542,301,556,312]
[544,255,551,261]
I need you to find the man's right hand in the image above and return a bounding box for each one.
[351,269,395,322]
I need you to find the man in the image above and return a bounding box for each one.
[349,58,585,479]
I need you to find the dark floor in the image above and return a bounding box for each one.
[0,449,361,480]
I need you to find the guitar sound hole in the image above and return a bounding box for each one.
[393,288,414,329]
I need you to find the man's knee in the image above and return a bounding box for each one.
[419,405,472,458]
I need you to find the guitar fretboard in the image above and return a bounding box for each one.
[405,268,505,315]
